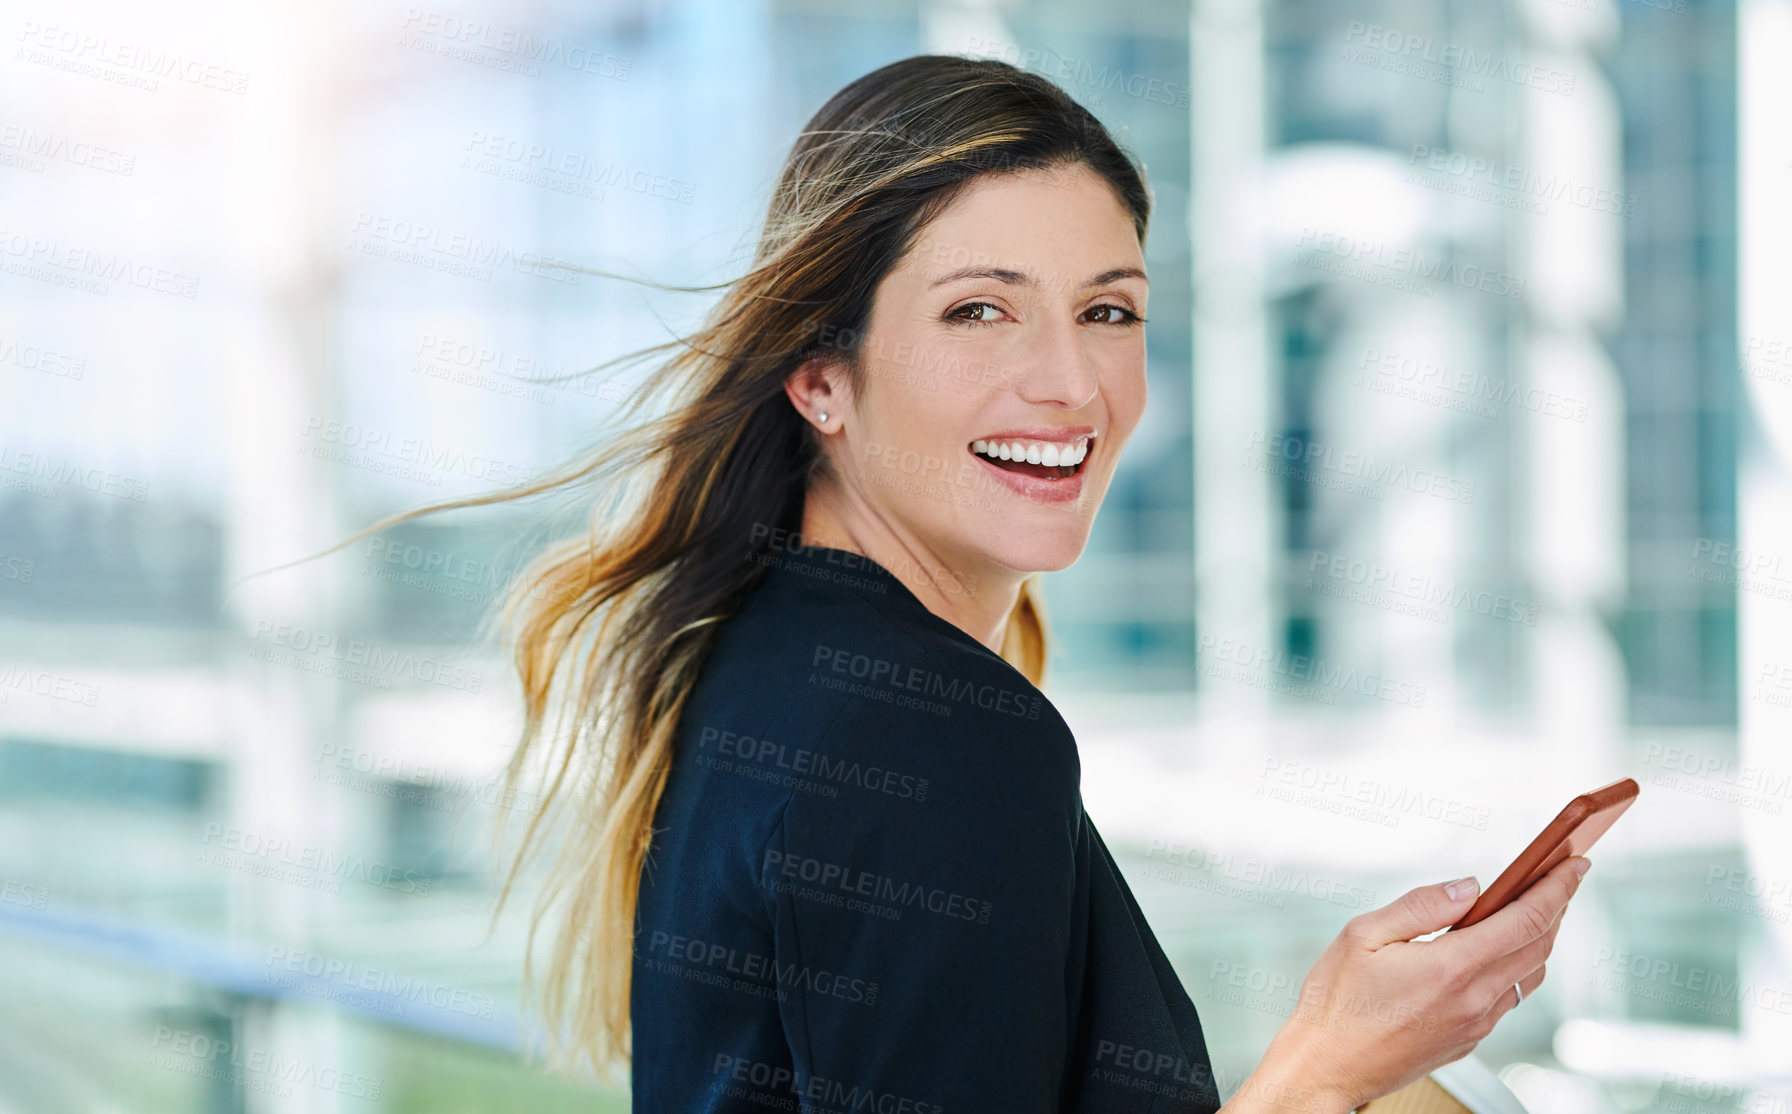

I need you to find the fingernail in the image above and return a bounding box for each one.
[1571,857,1591,878]
[1445,876,1480,901]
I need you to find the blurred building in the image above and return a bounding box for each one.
[1,0,1781,1111]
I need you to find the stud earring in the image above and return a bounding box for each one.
[817,411,829,424]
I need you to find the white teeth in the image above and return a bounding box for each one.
[969,436,1094,468]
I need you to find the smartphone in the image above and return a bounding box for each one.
[1446,776,1640,932]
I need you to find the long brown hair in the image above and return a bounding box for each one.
[281,53,1151,1079]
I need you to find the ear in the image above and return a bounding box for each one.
[782,353,850,430]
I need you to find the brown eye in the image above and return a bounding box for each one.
[947,302,1003,324]
[1085,304,1142,326]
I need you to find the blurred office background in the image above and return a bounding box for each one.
[3,0,1790,1110]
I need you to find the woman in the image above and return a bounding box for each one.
[343,53,1587,1112]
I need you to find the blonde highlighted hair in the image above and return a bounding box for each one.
[285,53,1148,1079]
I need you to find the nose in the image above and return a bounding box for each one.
[1014,314,1100,410]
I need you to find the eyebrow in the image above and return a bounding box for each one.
[927,265,1148,290]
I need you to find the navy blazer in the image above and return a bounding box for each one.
[630,543,1222,1113]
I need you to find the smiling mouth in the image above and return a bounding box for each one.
[968,435,1095,480]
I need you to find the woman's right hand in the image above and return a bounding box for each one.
[1226,854,1591,1113]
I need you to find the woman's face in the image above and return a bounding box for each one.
[819,162,1149,578]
